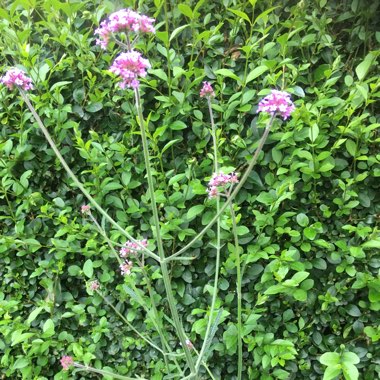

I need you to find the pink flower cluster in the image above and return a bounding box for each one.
[207,172,239,198]
[257,90,295,120]
[120,239,148,257]
[200,81,215,98]
[95,9,155,49]
[110,50,151,89]
[60,355,74,370]
[89,280,100,291]
[81,204,91,214]
[0,68,33,91]
[120,260,133,276]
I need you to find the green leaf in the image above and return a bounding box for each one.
[42,318,55,337]
[178,4,193,19]
[223,324,238,351]
[323,365,342,380]
[27,306,44,325]
[355,52,376,81]
[83,259,94,278]
[342,363,359,380]
[296,213,309,227]
[169,120,187,130]
[227,8,251,23]
[341,352,360,365]
[170,24,190,41]
[12,357,29,370]
[245,66,269,84]
[214,68,241,83]
[346,139,357,157]
[85,102,103,113]
[309,124,319,142]
[50,81,72,91]
[346,305,361,317]
[187,205,205,220]
[320,352,340,366]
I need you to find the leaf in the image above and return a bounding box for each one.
[169,120,187,130]
[341,352,360,365]
[296,213,309,227]
[309,124,319,142]
[320,352,340,366]
[178,4,193,19]
[203,309,223,361]
[83,259,94,278]
[291,271,310,284]
[342,363,359,380]
[161,139,180,154]
[187,205,205,220]
[227,8,251,23]
[223,324,238,351]
[245,66,269,84]
[214,68,241,83]
[170,24,190,41]
[50,81,72,91]
[85,102,103,113]
[355,52,376,81]
[42,318,55,337]
[346,305,361,317]
[12,357,29,370]
[323,365,342,380]
[345,139,357,157]
[27,306,44,325]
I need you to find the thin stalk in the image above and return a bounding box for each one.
[195,96,220,373]
[229,203,243,380]
[166,113,276,261]
[98,291,164,355]
[134,87,196,375]
[74,362,146,380]
[20,91,160,263]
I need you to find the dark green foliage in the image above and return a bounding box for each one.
[0,0,379,379]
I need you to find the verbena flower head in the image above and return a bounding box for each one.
[60,356,74,370]
[95,9,155,49]
[120,239,148,257]
[200,81,215,98]
[1,68,33,91]
[185,339,194,349]
[81,204,91,214]
[206,172,239,198]
[120,260,133,276]
[89,280,100,291]
[109,51,151,89]
[257,90,295,120]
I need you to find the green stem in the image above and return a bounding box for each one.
[74,362,146,380]
[20,91,160,262]
[229,203,242,380]
[195,96,220,373]
[98,291,164,355]
[134,87,196,376]
[167,113,276,261]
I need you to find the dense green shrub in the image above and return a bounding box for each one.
[0,0,379,379]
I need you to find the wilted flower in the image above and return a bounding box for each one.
[120,239,148,257]
[60,355,74,370]
[185,339,194,349]
[109,51,151,89]
[120,260,133,276]
[206,172,239,198]
[81,204,91,214]
[200,81,215,98]
[0,68,33,91]
[257,90,295,120]
[95,9,155,49]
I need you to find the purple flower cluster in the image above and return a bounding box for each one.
[109,50,151,89]
[200,81,215,98]
[120,260,133,276]
[95,9,155,49]
[60,356,74,370]
[0,68,33,91]
[207,172,239,198]
[120,239,148,257]
[257,90,295,120]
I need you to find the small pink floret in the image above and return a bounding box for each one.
[0,68,33,91]
[120,260,133,276]
[257,90,295,120]
[81,204,91,214]
[200,81,215,98]
[120,239,148,257]
[89,280,100,291]
[95,9,155,49]
[110,50,151,89]
[185,339,194,349]
[60,355,74,370]
[206,172,239,198]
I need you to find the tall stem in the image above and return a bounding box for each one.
[134,87,196,376]
[195,97,220,373]
[167,113,276,261]
[20,91,160,262]
[229,204,242,379]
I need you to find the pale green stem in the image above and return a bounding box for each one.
[134,87,196,376]
[88,212,122,265]
[20,91,160,262]
[193,346,217,380]
[195,96,220,373]
[167,113,276,261]
[229,204,242,380]
[97,290,164,355]
[74,362,146,380]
